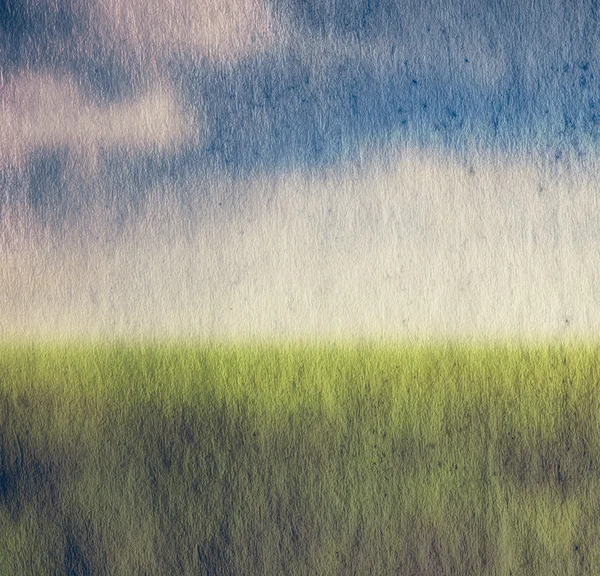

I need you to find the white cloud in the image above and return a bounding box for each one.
[91,0,276,64]
[0,72,194,168]
[2,150,600,341]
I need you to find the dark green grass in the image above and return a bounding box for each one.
[1,342,600,574]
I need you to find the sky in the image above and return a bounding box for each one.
[1,0,600,340]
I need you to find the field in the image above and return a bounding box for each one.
[1,342,600,574]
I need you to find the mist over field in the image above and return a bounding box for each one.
[2,0,600,340]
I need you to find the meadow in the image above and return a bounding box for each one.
[1,341,599,574]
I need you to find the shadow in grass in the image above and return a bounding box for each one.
[1,343,600,574]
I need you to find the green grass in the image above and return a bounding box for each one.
[1,341,600,574]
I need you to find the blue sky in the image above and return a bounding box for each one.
[2,0,600,184]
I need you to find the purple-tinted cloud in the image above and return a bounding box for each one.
[0,72,194,168]
[86,0,276,68]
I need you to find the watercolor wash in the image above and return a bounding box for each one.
[1,0,600,573]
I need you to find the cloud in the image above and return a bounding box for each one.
[0,0,278,111]
[90,0,276,64]
[3,150,600,340]
[0,72,194,168]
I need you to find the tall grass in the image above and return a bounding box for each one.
[1,342,599,574]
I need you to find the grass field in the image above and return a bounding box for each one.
[1,342,600,574]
